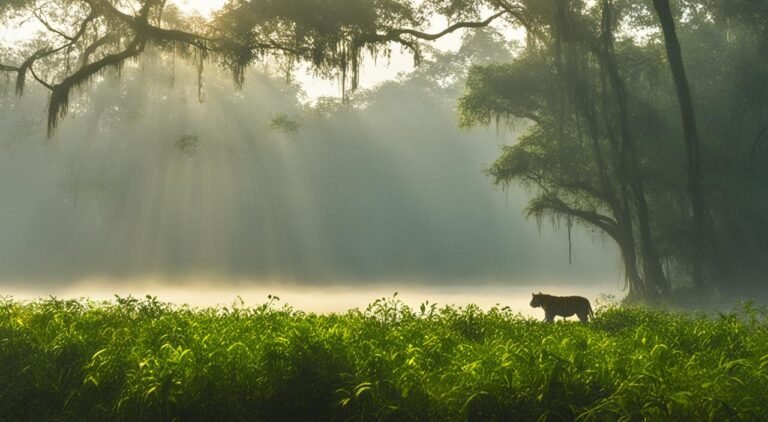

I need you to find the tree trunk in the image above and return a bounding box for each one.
[651,0,709,292]
[620,234,645,301]
[578,80,646,300]
[552,0,661,300]
[600,0,670,298]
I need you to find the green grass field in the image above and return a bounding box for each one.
[1,294,767,421]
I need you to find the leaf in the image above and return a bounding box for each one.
[91,348,108,361]
[650,344,668,359]
[461,391,489,416]
[354,382,374,398]
[668,391,694,406]
[83,375,99,388]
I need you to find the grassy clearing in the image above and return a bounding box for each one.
[1,294,767,421]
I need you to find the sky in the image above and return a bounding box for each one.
[0,2,625,312]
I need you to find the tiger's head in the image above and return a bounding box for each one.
[530,292,544,308]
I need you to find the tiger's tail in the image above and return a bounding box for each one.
[588,301,594,321]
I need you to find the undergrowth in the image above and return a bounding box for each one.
[1,294,767,421]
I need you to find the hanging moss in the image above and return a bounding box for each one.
[47,38,146,136]
[5,0,505,135]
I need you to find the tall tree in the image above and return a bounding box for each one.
[460,0,670,300]
[650,0,710,292]
[598,0,669,297]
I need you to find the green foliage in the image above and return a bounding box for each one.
[213,0,405,85]
[270,113,302,133]
[459,55,555,128]
[1,295,768,420]
[173,134,200,155]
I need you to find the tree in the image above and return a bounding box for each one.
[460,0,673,300]
[0,0,506,135]
[650,0,710,292]
[462,0,768,300]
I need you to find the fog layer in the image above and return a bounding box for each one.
[0,51,620,292]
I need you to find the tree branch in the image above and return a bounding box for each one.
[490,0,543,40]
[85,0,216,49]
[29,65,53,91]
[559,179,611,206]
[34,10,77,41]
[529,194,620,240]
[14,9,97,95]
[17,49,52,95]
[80,33,118,66]
[48,37,146,136]
[386,11,506,41]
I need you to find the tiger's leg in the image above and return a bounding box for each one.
[577,312,589,323]
[544,312,555,323]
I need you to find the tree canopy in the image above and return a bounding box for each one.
[0,0,507,134]
[460,0,768,301]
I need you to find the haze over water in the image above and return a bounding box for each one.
[1,44,624,311]
[7,279,620,318]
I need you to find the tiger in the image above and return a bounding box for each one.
[530,292,594,323]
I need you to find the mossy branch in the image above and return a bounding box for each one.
[527,194,619,240]
[47,37,146,136]
[9,1,511,135]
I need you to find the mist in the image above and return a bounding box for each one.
[0,49,621,309]
[5,2,768,421]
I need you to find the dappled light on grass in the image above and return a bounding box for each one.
[1,295,767,420]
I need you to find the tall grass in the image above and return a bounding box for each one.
[1,294,767,421]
